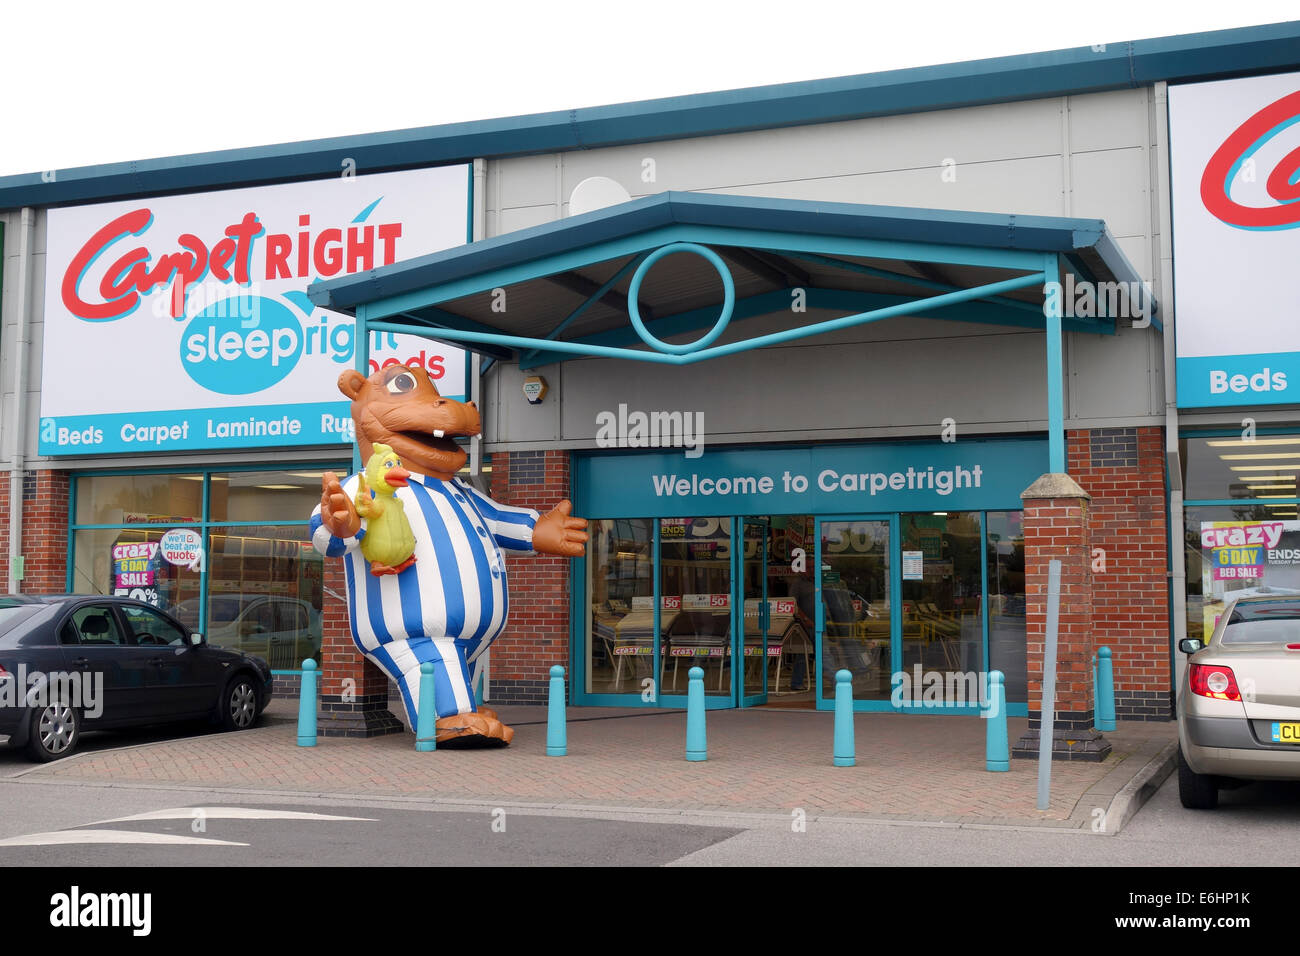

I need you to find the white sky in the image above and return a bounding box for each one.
[3,1,1297,177]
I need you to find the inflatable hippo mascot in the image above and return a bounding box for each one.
[310,363,588,745]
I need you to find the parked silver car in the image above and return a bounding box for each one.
[1177,594,1300,808]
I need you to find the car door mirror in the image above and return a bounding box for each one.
[189,632,206,647]
[1178,638,1203,654]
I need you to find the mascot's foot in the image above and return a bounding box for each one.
[435,710,514,748]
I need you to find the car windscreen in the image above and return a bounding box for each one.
[1221,601,1300,645]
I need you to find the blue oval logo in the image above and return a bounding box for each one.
[181,296,303,395]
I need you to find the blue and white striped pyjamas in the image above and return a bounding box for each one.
[309,473,538,725]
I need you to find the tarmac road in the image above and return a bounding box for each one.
[0,770,1295,867]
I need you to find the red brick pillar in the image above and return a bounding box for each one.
[25,472,70,592]
[0,473,9,589]
[1012,472,1111,761]
[317,550,402,737]
[488,450,573,705]
[1,470,70,594]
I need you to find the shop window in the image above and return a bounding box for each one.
[1185,504,1300,643]
[200,526,324,668]
[73,528,202,617]
[69,466,342,672]
[986,511,1026,702]
[586,519,653,695]
[1182,433,1300,501]
[208,470,332,523]
[75,474,202,525]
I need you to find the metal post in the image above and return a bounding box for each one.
[416,661,437,752]
[547,665,567,757]
[985,670,1008,772]
[1043,254,1065,473]
[1096,646,1116,732]
[1037,559,1062,810]
[686,666,707,762]
[833,669,855,767]
[296,659,317,748]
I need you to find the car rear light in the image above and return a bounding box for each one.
[1190,663,1242,701]
[1288,643,1300,651]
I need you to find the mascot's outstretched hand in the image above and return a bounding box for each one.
[319,471,361,539]
[532,500,589,557]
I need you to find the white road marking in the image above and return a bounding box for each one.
[91,806,377,825]
[0,829,247,847]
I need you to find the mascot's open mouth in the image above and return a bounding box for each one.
[394,429,465,455]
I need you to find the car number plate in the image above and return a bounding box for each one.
[1270,722,1300,744]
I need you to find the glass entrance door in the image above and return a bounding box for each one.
[737,517,770,707]
[816,517,896,706]
[898,512,987,712]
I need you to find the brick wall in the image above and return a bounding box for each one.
[488,450,573,704]
[1068,427,1172,720]
[24,472,70,592]
[0,470,69,593]
[318,555,388,697]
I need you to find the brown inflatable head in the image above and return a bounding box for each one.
[339,364,481,480]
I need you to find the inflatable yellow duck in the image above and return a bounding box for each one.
[354,442,417,576]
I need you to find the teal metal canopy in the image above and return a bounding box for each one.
[308,191,1156,474]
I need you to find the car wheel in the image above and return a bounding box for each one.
[1177,745,1219,809]
[26,704,80,762]
[221,675,260,732]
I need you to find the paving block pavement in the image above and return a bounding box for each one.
[19,701,1176,832]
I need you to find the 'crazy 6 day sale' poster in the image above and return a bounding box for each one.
[1199,520,1300,634]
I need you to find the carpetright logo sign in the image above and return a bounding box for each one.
[39,166,470,455]
[1170,72,1300,409]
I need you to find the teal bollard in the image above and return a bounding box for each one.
[1096,646,1117,732]
[984,670,1009,771]
[416,661,437,752]
[547,665,567,756]
[296,659,318,748]
[686,666,707,762]
[833,669,855,767]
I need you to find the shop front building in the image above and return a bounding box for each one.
[2,22,1298,748]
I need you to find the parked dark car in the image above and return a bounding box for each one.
[0,594,273,762]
